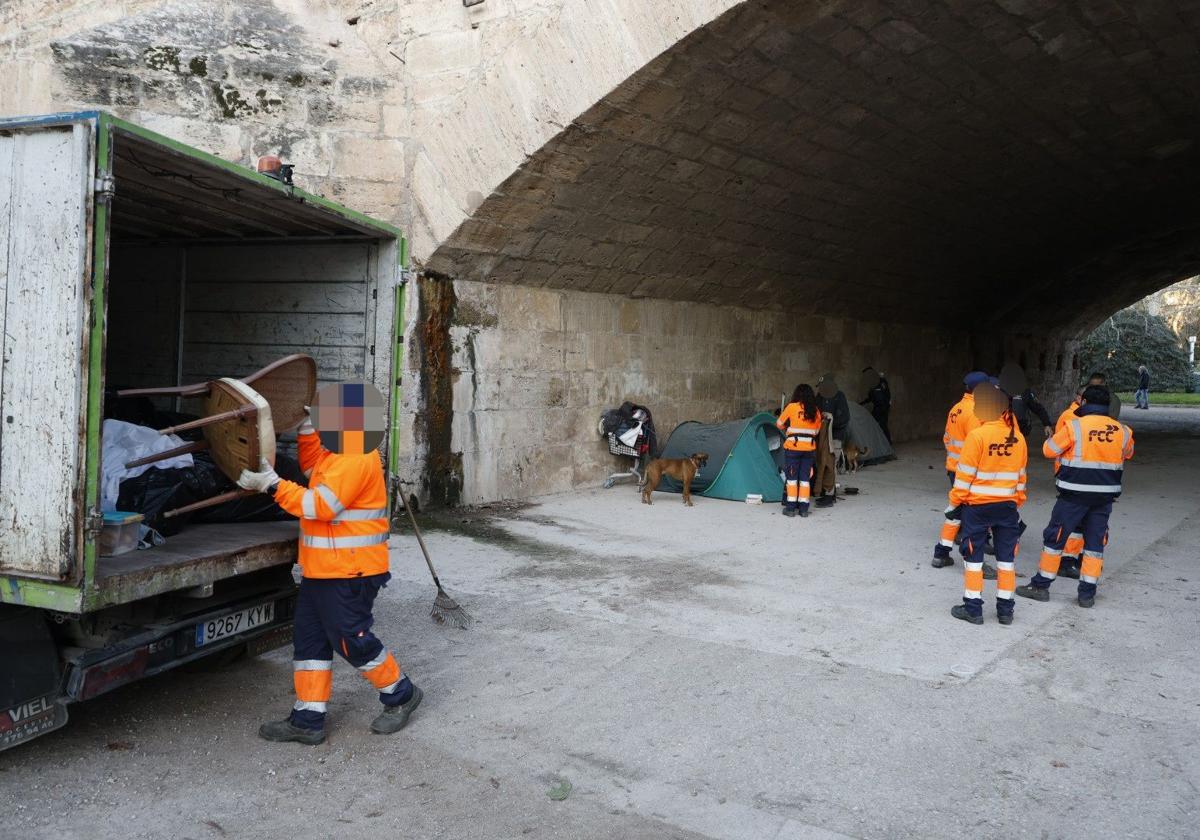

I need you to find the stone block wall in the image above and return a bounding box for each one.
[443,277,968,504]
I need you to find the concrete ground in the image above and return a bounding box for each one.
[3,408,1198,840]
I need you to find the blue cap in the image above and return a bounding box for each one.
[963,371,989,391]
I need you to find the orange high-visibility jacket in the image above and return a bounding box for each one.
[943,393,980,472]
[1050,401,1081,473]
[949,420,1028,507]
[273,432,390,579]
[777,402,823,452]
[1055,401,1079,435]
[1044,413,1134,498]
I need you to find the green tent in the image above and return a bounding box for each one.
[658,412,785,502]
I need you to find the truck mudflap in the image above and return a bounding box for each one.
[0,608,68,751]
[62,585,296,704]
[1,694,69,751]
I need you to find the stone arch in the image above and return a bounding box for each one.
[423,0,1200,501]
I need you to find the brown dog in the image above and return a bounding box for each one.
[839,443,869,473]
[641,452,709,506]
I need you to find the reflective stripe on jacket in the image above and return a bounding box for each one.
[1055,401,1079,435]
[949,420,1028,507]
[273,433,390,578]
[1043,414,1134,499]
[943,393,980,472]
[776,403,822,452]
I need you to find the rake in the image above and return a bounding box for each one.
[395,484,473,629]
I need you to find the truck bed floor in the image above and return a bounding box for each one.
[93,521,297,607]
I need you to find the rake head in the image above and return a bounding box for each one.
[431,586,473,629]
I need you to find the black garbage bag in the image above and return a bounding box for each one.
[115,462,222,537]
[116,452,306,535]
[191,453,306,524]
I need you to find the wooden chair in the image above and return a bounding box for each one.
[128,378,278,518]
[115,355,314,519]
[118,353,316,432]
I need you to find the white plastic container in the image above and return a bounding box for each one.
[99,511,144,557]
[745,494,763,505]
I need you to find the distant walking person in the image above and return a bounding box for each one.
[1135,365,1150,409]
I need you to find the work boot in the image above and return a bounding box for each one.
[950,605,983,625]
[370,684,423,735]
[258,719,325,745]
[782,508,797,518]
[932,546,953,568]
[1058,558,1081,579]
[983,563,998,580]
[1016,584,1049,602]
[799,508,810,518]
[997,613,1014,626]
[1077,594,1095,609]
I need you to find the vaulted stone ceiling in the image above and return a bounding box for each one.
[427,0,1200,334]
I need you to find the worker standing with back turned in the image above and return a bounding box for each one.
[1052,372,1107,579]
[776,384,823,518]
[237,383,423,745]
[1018,385,1134,609]
[947,384,1027,625]
[932,372,995,580]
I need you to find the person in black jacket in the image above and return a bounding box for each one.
[1135,365,1150,409]
[859,367,891,442]
[999,362,1052,440]
[1013,388,1052,439]
[817,374,850,443]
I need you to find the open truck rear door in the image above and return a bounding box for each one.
[0,118,97,583]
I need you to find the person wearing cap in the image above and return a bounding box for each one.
[1051,372,1108,578]
[932,372,996,580]
[859,367,892,442]
[236,386,422,745]
[946,384,1027,625]
[1017,385,1134,609]
[1055,373,1106,435]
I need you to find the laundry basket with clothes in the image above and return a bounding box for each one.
[598,401,657,489]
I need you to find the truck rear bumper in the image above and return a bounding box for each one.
[63,584,297,704]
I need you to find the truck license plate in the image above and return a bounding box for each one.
[195,602,275,647]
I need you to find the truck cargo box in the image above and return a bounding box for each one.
[0,112,408,615]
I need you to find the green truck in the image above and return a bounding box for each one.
[0,112,408,751]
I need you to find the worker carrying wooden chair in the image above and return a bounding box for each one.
[236,382,423,745]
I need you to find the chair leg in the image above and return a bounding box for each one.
[162,489,255,519]
[124,440,208,469]
[157,404,257,436]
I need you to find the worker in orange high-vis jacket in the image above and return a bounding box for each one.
[932,372,995,581]
[237,383,421,745]
[1018,385,1133,609]
[947,384,1028,625]
[776,383,822,518]
[1052,372,1106,579]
